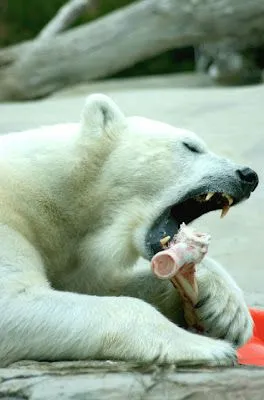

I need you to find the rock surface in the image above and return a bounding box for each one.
[0,361,264,399]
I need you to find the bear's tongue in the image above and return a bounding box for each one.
[147,208,180,256]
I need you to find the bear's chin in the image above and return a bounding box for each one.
[145,190,242,259]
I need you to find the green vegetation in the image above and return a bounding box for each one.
[0,0,138,46]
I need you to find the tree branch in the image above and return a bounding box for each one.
[38,0,94,40]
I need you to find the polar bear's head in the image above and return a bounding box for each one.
[80,95,258,265]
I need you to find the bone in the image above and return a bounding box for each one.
[151,223,211,331]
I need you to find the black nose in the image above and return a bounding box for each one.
[236,167,259,191]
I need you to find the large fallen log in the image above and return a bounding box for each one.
[1,0,264,100]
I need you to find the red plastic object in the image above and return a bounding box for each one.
[237,308,264,366]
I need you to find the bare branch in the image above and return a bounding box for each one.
[38,0,94,40]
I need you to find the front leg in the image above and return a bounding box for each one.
[0,226,236,367]
[195,256,253,347]
[120,259,186,327]
[120,257,253,348]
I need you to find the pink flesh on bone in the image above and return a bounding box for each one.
[151,243,188,279]
[151,224,211,330]
[151,223,211,306]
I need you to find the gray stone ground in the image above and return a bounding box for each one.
[0,74,263,398]
[1,361,264,399]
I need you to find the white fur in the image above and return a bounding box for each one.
[0,94,252,366]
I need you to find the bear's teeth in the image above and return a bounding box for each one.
[160,235,171,247]
[222,193,233,205]
[221,204,230,218]
[205,192,215,201]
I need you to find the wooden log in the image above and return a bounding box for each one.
[1,0,264,100]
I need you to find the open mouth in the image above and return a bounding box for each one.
[146,191,236,258]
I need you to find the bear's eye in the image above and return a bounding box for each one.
[183,142,201,154]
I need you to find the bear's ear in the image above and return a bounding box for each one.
[80,94,126,138]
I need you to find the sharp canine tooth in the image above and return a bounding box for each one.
[160,236,171,247]
[221,205,230,218]
[226,194,233,205]
[222,193,234,206]
[205,192,214,201]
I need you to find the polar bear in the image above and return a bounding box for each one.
[0,94,258,367]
